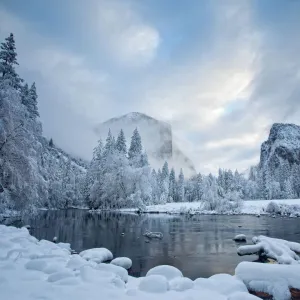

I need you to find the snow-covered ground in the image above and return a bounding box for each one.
[120,199,300,217]
[1,225,300,300]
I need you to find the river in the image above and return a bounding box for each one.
[10,209,300,279]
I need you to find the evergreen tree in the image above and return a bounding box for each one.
[28,82,39,118]
[161,161,169,181]
[140,152,149,167]
[0,33,22,89]
[49,138,54,147]
[116,129,127,154]
[21,83,29,106]
[177,168,185,202]
[103,129,114,157]
[128,128,142,162]
[168,168,176,202]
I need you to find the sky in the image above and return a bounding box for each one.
[1,0,300,175]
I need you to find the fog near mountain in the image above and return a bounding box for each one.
[95,112,196,177]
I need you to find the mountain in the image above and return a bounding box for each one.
[95,112,196,176]
[260,123,300,169]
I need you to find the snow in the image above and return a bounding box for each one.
[237,235,300,264]
[138,275,169,293]
[97,263,129,283]
[120,199,300,217]
[228,292,261,300]
[79,247,113,263]
[143,231,163,239]
[1,224,300,300]
[194,274,248,296]
[169,277,194,291]
[233,234,247,242]
[146,265,183,280]
[111,257,132,269]
[235,261,300,300]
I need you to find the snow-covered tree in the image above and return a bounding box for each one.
[168,168,176,202]
[177,168,185,202]
[0,33,23,89]
[128,128,142,166]
[116,129,127,155]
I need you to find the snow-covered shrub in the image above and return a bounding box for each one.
[266,201,280,214]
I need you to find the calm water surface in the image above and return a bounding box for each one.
[12,210,300,279]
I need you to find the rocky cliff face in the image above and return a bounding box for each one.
[95,112,196,176]
[260,123,300,170]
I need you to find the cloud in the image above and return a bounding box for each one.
[1,0,300,176]
[93,0,160,65]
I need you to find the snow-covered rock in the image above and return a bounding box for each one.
[194,274,248,296]
[79,248,113,263]
[236,261,300,300]
[138,275,169,293]
[47,270,75,282]
[169,277,194,291]
[237,235,300,264]
[260,123,300,168]
[25,260,48,272]
[96,263,128,283]
[143,231,163,239]
[146,265,183,280]
[233,234,247,242]
[110,257,132,269]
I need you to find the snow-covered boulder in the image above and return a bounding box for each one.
[143,231,163,239]
[233,234,247,242]
[169,277,194,291]
[79,248,113,263]
[96,263,128,283]
[110,257,132,269]
[236,261,300,300]
[194,274,248,296]
[79,265,125,289]
[47,270,75,282]
[237,235,300,264]
[146,265,183,280]
[25,259,48,272]
[139,275,169,293]
[43,262,67,274]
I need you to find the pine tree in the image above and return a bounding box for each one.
[116,129,127,154]
[283,177,295,199]
[168,168,176,202]
[177,168,185,202]
[128,128,142,162]
[28,82,39,118]
[161,161,169,180]
[140,152,149,167]
[21,83,29,106]
[49,138,54,147]
[103,129,114,157]
[0,33,23,89]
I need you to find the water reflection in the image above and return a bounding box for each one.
[15,210,300,279]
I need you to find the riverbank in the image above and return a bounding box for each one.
[1,224,300,300]
[118,199,300,217]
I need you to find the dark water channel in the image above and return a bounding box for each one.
[10,209,300,279]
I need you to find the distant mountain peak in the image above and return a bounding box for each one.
[95,112,196,176]
[102,112,171,128]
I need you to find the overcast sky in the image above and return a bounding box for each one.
[1,0,300,174]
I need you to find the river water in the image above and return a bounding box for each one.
[13,209,300,279]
